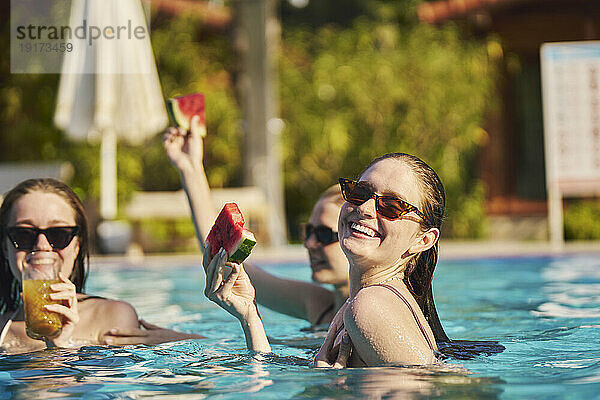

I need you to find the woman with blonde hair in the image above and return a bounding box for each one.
[0,178,203,353]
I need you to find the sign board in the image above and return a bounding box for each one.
[540,41,600,245]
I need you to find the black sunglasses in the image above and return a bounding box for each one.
[6,226,79,251]
[301,223,339,246]
[339,178,428,222]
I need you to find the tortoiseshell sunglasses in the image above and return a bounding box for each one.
[338,178,428,223]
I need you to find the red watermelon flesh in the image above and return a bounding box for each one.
[167,93,206,135]
[207,203,256,263]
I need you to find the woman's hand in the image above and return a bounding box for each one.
[163,115,204,172]
[204,246,258,322]
[313,302,353,368]
[203,244,271,352]
[163,116,215,253]
[101,319,206,345]
[44,272,79,348]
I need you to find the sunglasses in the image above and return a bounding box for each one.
[5,226,79,251]
[301,223,339,246]
[339,178,428,222]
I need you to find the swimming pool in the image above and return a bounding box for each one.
[1,253,600,399]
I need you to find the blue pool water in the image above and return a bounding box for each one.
[1,253,600,399]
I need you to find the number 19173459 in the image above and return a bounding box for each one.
[19,42,73,53]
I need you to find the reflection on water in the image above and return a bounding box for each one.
[0,344,505,400]
[295,365,504,399]
[534,256,600,318]
[1,256,600,398]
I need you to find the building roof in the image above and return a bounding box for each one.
[150,0,231,28]
[417,0,600,54]
[417,0,533,24]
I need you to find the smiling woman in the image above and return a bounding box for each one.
[318,153,448,366]
[202,152,453,366]
[0,178,203,353]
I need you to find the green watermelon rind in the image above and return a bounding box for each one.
[166,96,207,137]
[166,98,189,131]
[166,99,178,127]
[206,203,256,263]
[228,230,256,263]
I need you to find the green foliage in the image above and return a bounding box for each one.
[0,2,498,248]
[146,14,242,190]
[136,218,198,253]
[0,74,62,163]
[280,17,497,238]
[564,200,600,241]
[0,13,241,212]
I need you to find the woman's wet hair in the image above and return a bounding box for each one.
[361,153,449,343]
[0,178,89,313]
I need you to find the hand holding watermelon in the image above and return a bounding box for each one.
[163,115,205,172]
[206,203,256,264]
[166,93,206,136]
[203,244,257,319]
[202,242,271,353]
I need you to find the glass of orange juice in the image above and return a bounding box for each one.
[21,251,63,340]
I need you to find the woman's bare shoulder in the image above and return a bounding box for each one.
[344,285,436,366]
[79,296,139,330]
[345,285,414,326]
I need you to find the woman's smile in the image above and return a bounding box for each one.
[349,221,381,239]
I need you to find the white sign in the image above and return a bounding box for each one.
[540,41,600,245]
[541,42,600,194]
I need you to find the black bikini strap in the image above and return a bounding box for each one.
[371,284,435,351]
[78,295,106,302]
[314,303,335,325]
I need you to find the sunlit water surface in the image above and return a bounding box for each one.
[1,253,600,399]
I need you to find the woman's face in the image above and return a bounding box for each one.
[338,158,424,270]
[3,191,80,282]
[304,197,348,285]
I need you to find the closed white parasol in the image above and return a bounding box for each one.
[54,0,167,220]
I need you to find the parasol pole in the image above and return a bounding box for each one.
[100,128,117,220]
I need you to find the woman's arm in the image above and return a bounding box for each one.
[101,319,206,345]
[244,262,335,324]
[313,303,353,368]
[204,247,271,353]
[164,120,335,325]
[163,116,216,253]
[343,286,437,366]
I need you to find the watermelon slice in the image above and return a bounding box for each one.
[206,203,256,263]
[166,93,206,136]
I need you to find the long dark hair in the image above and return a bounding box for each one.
[362,153,450,343]
[0,178,89,314]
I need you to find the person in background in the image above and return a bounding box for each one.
[0,178,203,353]
[163,117,349,326]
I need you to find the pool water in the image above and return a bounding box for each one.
[1,253,600,399]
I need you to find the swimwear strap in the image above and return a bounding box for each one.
[314,303,335,326]
[78,295,105,302]
[370,284,435,351]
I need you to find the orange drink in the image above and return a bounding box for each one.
[21,251,63,340]
[22,279,62,339]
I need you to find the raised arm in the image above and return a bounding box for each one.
[163,116,216,253]
[164,118,336,325]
